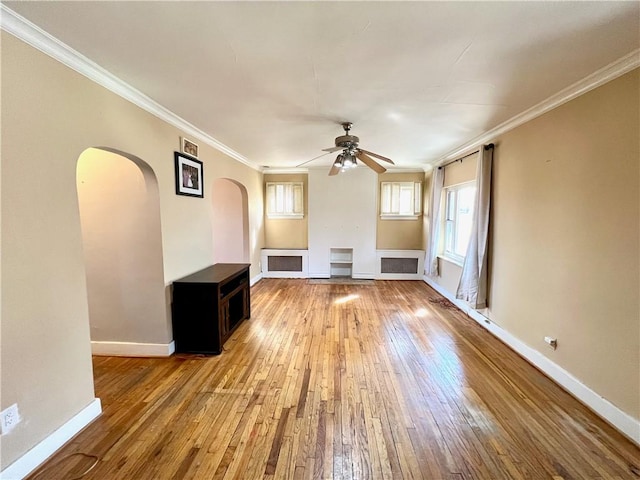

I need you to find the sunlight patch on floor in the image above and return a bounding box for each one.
[334,294,359,305]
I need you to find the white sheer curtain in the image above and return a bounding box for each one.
[425,167,445,276]
[456,145,493,308]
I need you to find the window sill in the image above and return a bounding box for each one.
[267,214,304,219]
[380,215,420,220]
[437,254,464,268]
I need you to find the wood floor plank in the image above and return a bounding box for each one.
[266,407,291,475]
[27,279,640,480]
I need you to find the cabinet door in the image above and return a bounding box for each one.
[242,287,250,319]
[219,301,230,340]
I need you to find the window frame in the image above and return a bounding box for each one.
[266,182,304,219]
[380,181,422,220]
[442,181,476,264]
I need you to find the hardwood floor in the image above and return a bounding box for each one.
[29,279,639,479]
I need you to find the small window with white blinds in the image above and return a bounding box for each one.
[266,182,304,218]
[380,182,422,219]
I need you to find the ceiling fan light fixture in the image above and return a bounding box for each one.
[343,154,354,168]
[319,123,395,176]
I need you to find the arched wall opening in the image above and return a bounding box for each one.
[211,178,250,264]
[76,147,171,355]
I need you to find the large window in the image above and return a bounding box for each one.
[444,183,476,262]
[266,182,304,218]
[380,182,422,219]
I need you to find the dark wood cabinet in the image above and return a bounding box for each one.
[171,263,250,355]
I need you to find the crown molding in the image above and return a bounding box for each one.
[263,165,426,175]
[263,168,309,175]
[438,48,640,164]
[383,167,426,174]
[0,5,260,171]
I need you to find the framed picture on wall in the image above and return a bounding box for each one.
[181,137,199,158]
[175,152,204,198]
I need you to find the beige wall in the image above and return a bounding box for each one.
[490,69,639,419]
[265,170,426,252]
[264,173,308,249]
[443,154,477,187]
[1,32,264,468]
[377,172,425,250]
[212,178,249,264]
[428,69,640,422]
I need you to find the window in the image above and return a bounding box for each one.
[266,182,304,218]
[444,183,476,262]
[380,182,422,219]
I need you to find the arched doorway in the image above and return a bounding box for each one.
[211,178,250,264]
[76,147,171,356]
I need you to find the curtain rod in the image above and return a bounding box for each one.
[438,143,494,170]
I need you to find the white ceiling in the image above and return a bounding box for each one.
[5,1,640,170]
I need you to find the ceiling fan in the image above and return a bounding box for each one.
[298,122,395,175]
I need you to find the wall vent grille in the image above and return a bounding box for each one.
[268,255,303,272]
[380,257,419,274]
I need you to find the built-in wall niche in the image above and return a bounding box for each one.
[330,248,353,278]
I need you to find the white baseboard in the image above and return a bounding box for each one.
[91,340,175,357]
[250,273,263,286]
[0,398,102,480]
[261,272,308,279]
[423,275,640,446]
[352,273,375,280]
[308,272,331,279]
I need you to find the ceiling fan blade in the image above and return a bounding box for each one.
[328,163,341,176]
[296,151,332,168]
[356,152,387,174]
[359,148,395,165]
[322,146,343,153]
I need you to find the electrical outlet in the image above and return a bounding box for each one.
[544,336,558,350]
[1,404,21,435]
